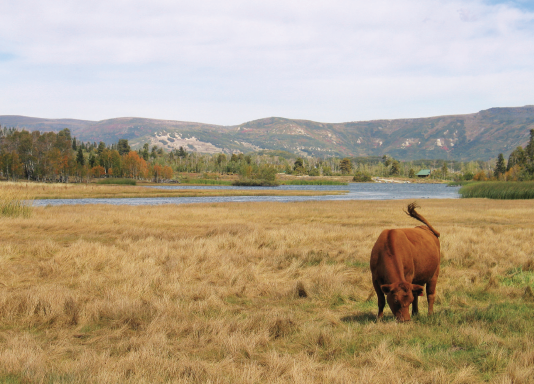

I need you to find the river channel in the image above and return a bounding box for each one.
[31,183,460,207]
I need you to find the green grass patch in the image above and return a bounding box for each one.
[96,178,136,185]
[345,260,369,268]
[459,181,534,199]
[417,303,534,332]
[501,267,534,288]
[0,374,22,384]
[282,180,348,185]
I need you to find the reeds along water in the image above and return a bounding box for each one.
[0,199,533,383]
[459,181,534,199]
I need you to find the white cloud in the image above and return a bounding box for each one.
[0,0,533,124]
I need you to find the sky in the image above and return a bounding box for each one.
[1,0,533,125]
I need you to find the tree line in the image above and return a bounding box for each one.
[0,127,172,182]
[0,125,511,183]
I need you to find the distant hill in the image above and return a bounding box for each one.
[2,105,534,161]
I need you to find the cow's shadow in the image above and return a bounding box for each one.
[340,312,377,324]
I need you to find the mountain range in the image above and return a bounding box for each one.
[2,105,534,161]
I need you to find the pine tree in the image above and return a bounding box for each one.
[76,147,85,166]
[97,141,106,155]
[494,153,506,177]
[142,143,149,161]
[88,153,96,168]
[118,139,130,156]
[178,146,187,158]
[526,129,534,162]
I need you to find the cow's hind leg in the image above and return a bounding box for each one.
[373,279,386,319]
[426,268,440,315]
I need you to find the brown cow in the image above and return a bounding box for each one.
[370,203,440,322]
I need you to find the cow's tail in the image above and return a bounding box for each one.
[405,202,440,238]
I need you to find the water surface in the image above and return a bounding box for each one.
[31,183,460,207]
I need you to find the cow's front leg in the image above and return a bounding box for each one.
[373,279,386,319]
[412,294,419,316]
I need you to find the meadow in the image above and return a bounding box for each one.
[0,192,533,383]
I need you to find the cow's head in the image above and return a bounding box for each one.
[380,282,425,322]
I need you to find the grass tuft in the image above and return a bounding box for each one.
[0,188,32,218]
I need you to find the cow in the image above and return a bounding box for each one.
[370,203,440,322]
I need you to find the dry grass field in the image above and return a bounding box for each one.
[0,192,534,383]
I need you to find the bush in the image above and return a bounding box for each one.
[235,164,279,186]
[462,172,474,181]
[308,168,320,176]
[352,171,373,182]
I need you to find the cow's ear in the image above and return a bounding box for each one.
[412,284,425,296]
[381,284,392,294]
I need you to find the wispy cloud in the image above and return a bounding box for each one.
[1,0,533,124]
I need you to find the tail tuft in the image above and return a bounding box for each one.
[404,202,440,238]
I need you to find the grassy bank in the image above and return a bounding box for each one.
[0,199,533,383]
[459,181,534,199]
[0,182,344,200]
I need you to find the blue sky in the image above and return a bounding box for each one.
[1,0,533,125]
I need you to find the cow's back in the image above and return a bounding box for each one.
[398,226,440,284]
[370,226,440,284]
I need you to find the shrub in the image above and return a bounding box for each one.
[352,171,373,182]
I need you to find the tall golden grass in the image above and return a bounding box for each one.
[0,199,533,383]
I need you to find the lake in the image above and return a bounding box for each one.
[31,183,460,206]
